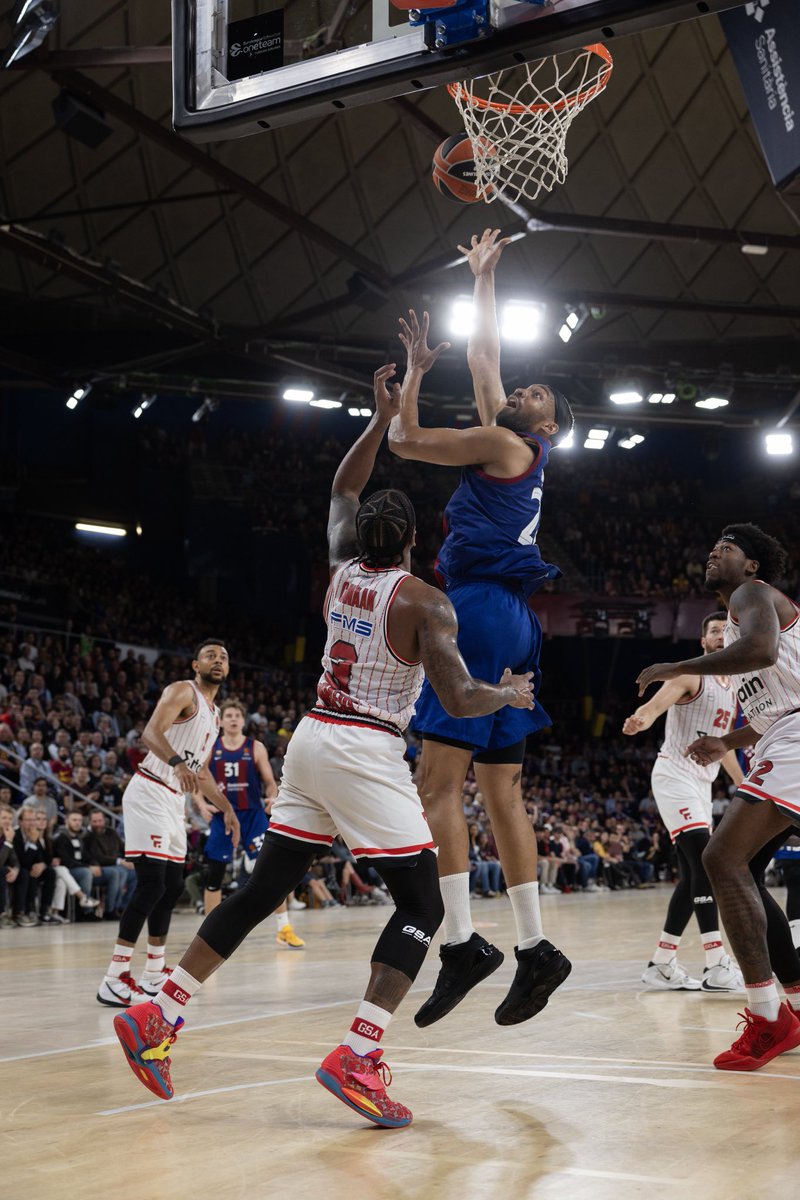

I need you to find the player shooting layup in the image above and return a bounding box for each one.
[389,230,572,1029]
[112,365,534,1128]
[624,612,743,992]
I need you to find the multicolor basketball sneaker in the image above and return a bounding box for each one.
[315,1045,412,1128]
[114,1000,183,1099]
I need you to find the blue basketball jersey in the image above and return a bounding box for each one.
[209,736,263,813]
[435,433,560,597]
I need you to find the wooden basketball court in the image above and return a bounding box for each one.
[3,889,797,1200]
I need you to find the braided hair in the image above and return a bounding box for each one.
[356,489,416,568]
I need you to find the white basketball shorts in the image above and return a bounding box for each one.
[268,714,435,863]
[737,711,800,827]
[651,757,713,842]
[123,769,187,862]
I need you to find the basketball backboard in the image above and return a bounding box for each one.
[173,0,741,140]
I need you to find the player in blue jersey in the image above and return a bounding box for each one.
[389,229,573,1028]
[202,698,304,948]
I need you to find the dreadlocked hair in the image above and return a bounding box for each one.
[721,523,788,585]
[356,489,415,568]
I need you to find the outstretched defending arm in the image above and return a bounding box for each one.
[459,228,513,427]
[327,364,401,573]
[388,309,530,475]
[622,675,695,735]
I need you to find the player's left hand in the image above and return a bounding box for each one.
[636,662,681,697]
[457,227,513,277]
[373,362,401,422]
[399,309,449,373]
[224,810,241,849]
[684,735,727,766]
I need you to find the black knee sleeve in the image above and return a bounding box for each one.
[118,857,168,942]
[371,850,444,982]
[199,838,315,960]
[147,862,185,939]
[473,738,526,766]
[203,859,227,892]
[677,828,719,935]
[663,841,694,937]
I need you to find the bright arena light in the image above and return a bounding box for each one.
[609,390,643,405]
[283,388,314,403]
[695,396,729,410]
[449,299,475,338]
[347,407,361,417]
[619,433,645,450]
[359,408,371,417]
[75,522,126,537]
[500,300,544,343]
[647,392,675,404]
[309,398,342,409]
[558,429,575,449]
[765,432,794,456]
[66,383,91,410]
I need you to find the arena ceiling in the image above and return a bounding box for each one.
[1,1,800,432]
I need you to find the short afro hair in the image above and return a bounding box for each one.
[356,489,415,568]
[721,523,788,585]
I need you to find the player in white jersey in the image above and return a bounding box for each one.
[113,363,534,1128]
[639,523,800,1071]
[96,641,240,1007]
[623,612,743,993]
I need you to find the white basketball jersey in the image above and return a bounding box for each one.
[726,587,800,735]
[314,561,424,733]
[659,674,735,783]
[139,680,220,789]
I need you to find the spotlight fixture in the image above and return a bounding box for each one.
[500,300,544,343]
[65,383,91,410]
[132,393,156,420]
[557,306,587,344]
[741,244,768,256]
[449,299,475,338]
[618,433,645,450]
[609,390,643,405]
[347,407,362,417]
[584,428,609,450]
[191,396,219,423]
[282,387,314,403]
[647,392,676,404]
[75,522,126,537]
[360,408,371,417]
[309,398,342,409]
[2,0,58,70]
[695,396,729,410]
[765,432,793,456]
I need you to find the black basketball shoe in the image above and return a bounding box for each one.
[414,932,504,1028]
[494,939,572,1026]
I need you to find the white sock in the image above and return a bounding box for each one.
[106,943,133,981]
[790,918,800,950]
[343,1000,392,1058]
[507,882,544,951]
[276,911,290,933]
[746,979,781,1022]
[653,932,681,965]
[142,943,166,978]
[440,873,474,946]
[784,985,800,1012]
[154,966,201,1025]
[702,931,725,969]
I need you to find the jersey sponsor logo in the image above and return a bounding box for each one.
[678,807,692,821]
[330,610,373,637]
[738,675,765,702]
[150,834,163,849]
[402,923,432,946]
[337,581,377,611]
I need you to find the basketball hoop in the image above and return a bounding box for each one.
[447,43,613,204]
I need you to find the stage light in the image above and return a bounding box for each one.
[765,432,793,456]
[75,522,126,537]
[66,383,91,410]
[647,392,675,404]
[309,398,342,409]
[449,299,474,338]
[500,300,544,343]
[347,407,361,417]
[283,387,314,403]
[695,396,729,410]
[609,390,643,405]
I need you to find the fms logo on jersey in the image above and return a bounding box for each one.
[330,611,373,637]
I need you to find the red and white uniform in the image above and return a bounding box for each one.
[124,681,220,862]
[270,561,434,862]
[651,676,735,841]
[729,589,800,824]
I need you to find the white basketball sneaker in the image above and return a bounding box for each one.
[97,971,146,1007]
[641,959,702,990]
[701,954,745,993]
[138,967,173,996]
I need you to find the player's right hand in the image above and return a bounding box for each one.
[684,735,727,766]
[457,228,513,277]
[174,761,200,794]
[622,713,647,735]
[500,667,535,709]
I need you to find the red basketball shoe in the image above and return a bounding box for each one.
[315,1045,412,1128]
[114,1000,184,1099]
[714,1003,800,1071]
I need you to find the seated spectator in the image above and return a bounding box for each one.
[574,824,600,891]
[95,771,123,815]
[537,824,564,894]
[49,745,73,788]
[12,806,57,925]
[19,742,57,796]
[475,830,502,897]
[0,803,20,926]
[21,776,61,833]
[51,811,100,918]
[83,809,134,916]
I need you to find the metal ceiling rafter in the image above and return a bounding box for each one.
[48,68,391,287]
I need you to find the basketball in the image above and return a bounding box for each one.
[432,131,483,203]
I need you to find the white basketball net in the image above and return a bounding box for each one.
[448,44,613,204]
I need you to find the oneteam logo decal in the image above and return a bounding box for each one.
[745,0,769,21]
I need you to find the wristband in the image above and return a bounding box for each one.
[168,754,183,768]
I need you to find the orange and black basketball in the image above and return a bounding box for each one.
[432,131,482,203]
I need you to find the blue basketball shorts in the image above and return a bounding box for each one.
[205,808,269,863]
[411,580,551,752]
